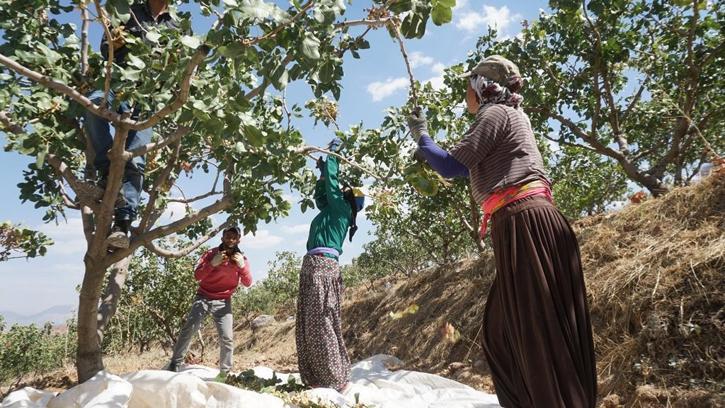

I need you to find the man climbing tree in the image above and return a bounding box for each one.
[77,0,182,249]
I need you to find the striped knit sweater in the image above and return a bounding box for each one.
[449,103,549,204]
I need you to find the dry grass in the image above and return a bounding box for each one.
[577,173,725,406]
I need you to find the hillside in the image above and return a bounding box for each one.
[3,173,722,407]
[236,172,724,407]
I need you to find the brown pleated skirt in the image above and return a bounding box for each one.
[295,254,350,390]
[484,196,597,407]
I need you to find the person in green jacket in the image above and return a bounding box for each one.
[296,137,364,391]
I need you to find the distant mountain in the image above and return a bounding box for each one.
[0,304,75,326]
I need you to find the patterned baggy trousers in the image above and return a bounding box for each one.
[295,254,350,390]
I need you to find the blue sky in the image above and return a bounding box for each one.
[0,0,549,315]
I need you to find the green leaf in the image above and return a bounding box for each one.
[106,0,131,25]
[400,11,428,39]
[431,3,453,25]
[270,65,289,90]
[181,35,201,49]
[192,99,208,111]
[300,33,321,60]
[218,42,245,58]
[35,145,48,168]
[145,30,161,44]
[318,60,335,84]
[121,68,142,82]
[436,0,456,7]
[126,54,146,69]
[245,125,265,147]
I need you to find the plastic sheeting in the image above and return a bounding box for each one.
[1,355,500,408]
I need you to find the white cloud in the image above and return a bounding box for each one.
[431,62,447,75]
[454,0,469,11]
[425,75,446,90]
[456,5,521,35]
[37,218,87,256]
[281,223,310,234]
[242,229,283,249]
[367,77,409,102]
[424,62,448,90]
[283,193,300,205]
[159,201,189,224]
[408,51,435,68]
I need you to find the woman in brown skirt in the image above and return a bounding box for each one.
[296,137,365,391]
[407,55,597,407]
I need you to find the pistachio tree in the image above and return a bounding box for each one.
[0,0,457,382]
[474,0,723,196]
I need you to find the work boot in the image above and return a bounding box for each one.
[106,219,131,249]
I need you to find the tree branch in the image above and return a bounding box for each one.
[296,144,385,180]
[240,1,314,47]
[0,111,25,134]
[106,196,233,265]
[335,17,391,29]
[80,1,90,77]
[529,107,621,158]
[390,20,417,107]
[621,76,648,124]
[138,141,182,232]
[97,256,132,333]
[0,53,128,125]
[131,47,209,131]
[93,0,114,107]
[46,154,93,205]
[90,126,130,256]
[145,220,230,258]
[582,0,626,153]
[167,188,221,204]
[245,79,269,100]
[125,126,190,159]
[542,132,600,154]
[59,184,80,210]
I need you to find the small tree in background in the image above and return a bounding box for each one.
[0,222,53,261]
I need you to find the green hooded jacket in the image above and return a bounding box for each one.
[306,156,351,257]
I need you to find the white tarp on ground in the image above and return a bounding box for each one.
[1,355,500,408]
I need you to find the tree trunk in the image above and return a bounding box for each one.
[98,256,132,332]
[615,157,670,197]
[76,257,108,383]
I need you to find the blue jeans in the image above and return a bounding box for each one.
[84,90,152,221]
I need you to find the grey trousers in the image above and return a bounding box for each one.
[170,294,233,372]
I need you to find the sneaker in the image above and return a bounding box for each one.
[166,362,178,372]
[213,371,227,382]
[106,220,131,249]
